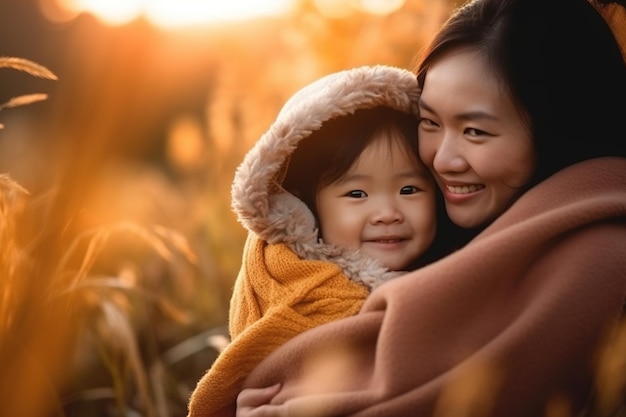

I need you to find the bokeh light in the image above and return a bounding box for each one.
[357,0,405,15]
[46,0,294,27]
[41,0,406,28]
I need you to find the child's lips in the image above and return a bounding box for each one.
[364,236,408,247]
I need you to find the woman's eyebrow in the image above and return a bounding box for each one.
[417,97,435,114]
[419,97,498,122]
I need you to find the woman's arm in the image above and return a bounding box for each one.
[236,384,282,417]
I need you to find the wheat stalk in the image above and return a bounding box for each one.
[0,94,49,112]
[0,56,57,130]
[0,56,58,80]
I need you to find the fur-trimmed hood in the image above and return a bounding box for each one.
[230,65,420,288]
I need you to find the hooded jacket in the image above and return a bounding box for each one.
[187,65,422,417]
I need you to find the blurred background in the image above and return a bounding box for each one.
[0,1,623,417]
[0,1,454,416]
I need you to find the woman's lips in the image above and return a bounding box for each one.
[442,183,485,203]
[446,184,484,194]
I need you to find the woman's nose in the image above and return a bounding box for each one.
[432,134,469,174]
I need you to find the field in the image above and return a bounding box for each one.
[0,1,624,416]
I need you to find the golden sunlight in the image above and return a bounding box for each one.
[358,0,405,15]
[42,0,406,28]
[45,0,294,27]
[313,0,405,18]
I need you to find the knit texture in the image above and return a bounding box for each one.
[187,234,368,417]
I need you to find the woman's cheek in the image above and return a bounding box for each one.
[418,138,436,173]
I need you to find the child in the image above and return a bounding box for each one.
[187,65,440,417]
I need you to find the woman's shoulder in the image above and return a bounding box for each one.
[484,157,626,234]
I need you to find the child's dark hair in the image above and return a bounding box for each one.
[282,106,421,220]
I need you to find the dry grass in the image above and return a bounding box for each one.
[0,57,57,130]
[0,56,227,417]
[0,183,222,416]
[0,161,227,416]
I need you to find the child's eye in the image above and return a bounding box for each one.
[400,186,420,195]
[346,190,367,198]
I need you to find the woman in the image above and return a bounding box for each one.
[230,0,626,415]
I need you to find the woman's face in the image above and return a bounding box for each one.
[418,48,536,229]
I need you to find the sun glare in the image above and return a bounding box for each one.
[147,0,293,28]
[46,0,294,27]
[42,0,406,28]
[358,0,405,15]
[313,0,405,18]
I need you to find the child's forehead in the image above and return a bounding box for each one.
[351,135,428,175]
[363,130,418,158]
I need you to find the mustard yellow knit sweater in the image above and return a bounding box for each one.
[187,233,369,417]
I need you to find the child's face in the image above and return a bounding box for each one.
[316,135,437,271]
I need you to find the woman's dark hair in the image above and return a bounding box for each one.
[416,0,626,187]
[595,0,626,7]
[282,106,421,220]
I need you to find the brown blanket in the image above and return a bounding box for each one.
[243,157,626,417]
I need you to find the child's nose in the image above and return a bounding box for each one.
[370,201,403,224]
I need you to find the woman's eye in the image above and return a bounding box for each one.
[418,118,439,130]
[346,190,367,198]
[400,186,420,195]
[465,127,491,137]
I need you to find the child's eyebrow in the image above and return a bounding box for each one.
[333,173,370,184]
[336,171,427,184]
[405,172,429,179]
